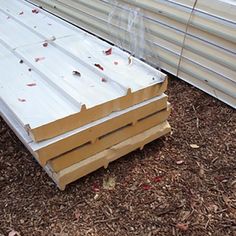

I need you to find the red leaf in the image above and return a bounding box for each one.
[104,48,112,56]
[32,9,39,14]
[19,11,24,15]
[176,223,189,231]
[27,83,37,87]
[72,70,81,77]
[154,176,163,183]
[92,183,100,192]
[114,61,119,65]
[18,98,26,102]
[101,78,107,83]
[43,42,48,47]
[35,57,45,62]
[142,184,152,190]
[94,63,104,71]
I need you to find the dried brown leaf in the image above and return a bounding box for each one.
[103,177,116,190]
[128,56,133,65]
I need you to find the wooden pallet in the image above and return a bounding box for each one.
[45,121,171,190]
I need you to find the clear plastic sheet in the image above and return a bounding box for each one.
[107,0,160,69]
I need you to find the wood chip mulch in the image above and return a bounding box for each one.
[0,77,235,236]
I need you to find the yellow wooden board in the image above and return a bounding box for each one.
[45,121,171,190]
[36,95,168,165]
[30,79,167,141]
[48,107,171,172]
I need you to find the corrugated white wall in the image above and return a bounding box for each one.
[28,0,236,108]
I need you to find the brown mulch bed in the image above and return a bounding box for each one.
[0,77,235,236]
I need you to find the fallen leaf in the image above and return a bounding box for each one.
[128,56,133,65]
[114,61,119,65]
[28,68,32,72]
[19,59,24,64]
[18,98,26,102]
[176,223,188,231]
[8,230,20,236]
[176,160,184,165]
[72,70,81,77]
[19,11,24,15]
[35,57,45,62]
[103,177,116,190]
[153,176,163,183]
[190,144,200,149]
[27,83,37,87]
[43,42,48,47]
[104,48,112,55]
[32,9,39,14]
[142,184,152,190]
[94,63,104,71]
[101,78,107,83]
[92,183,100,192]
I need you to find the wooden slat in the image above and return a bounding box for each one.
[48,107,171,172]
[45,121,171,190]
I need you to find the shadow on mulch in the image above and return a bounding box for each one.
[0,77,235,236]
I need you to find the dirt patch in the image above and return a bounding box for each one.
[0,77,235,236]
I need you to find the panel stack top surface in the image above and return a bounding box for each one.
[0,0,167,141]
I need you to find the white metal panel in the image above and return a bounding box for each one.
[0,93,166,156]
[0,0,166,136]
[0,94,166,155]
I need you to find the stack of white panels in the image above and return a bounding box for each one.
[0,0,171,190]
[28,0,236,108]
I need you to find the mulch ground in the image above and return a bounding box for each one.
[0,77,235,236]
